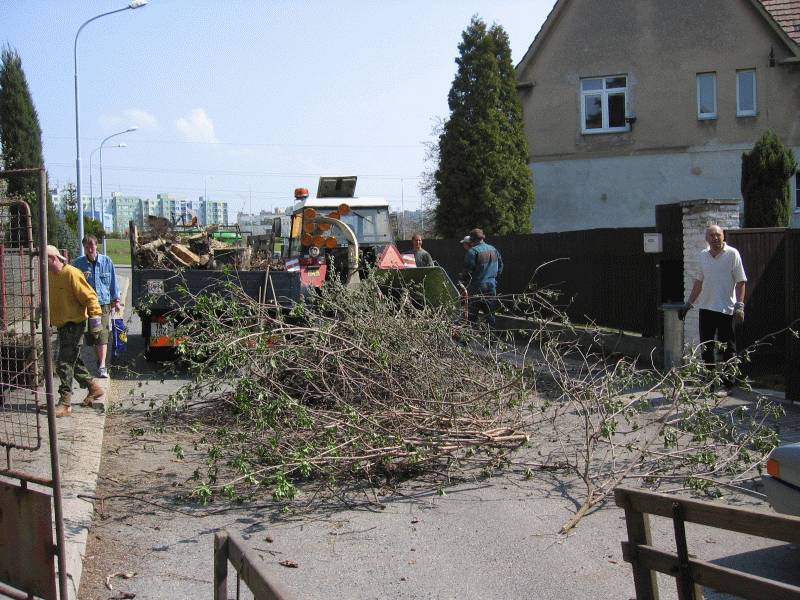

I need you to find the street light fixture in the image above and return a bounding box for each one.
[90,143,126,219]
[73,0,148,255]
[100,127,137,253]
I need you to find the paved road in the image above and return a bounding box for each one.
[75,271,800,599]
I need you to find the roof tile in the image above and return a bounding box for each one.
[760,0,800,44]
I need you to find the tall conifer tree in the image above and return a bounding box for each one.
[741,130,797,227]
[0,46,59,244]
[433,17,534,238]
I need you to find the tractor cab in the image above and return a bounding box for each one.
[275,176,405,288]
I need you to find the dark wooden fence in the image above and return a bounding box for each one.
[725,229,787,375]
[402,226,800,402]
[401,228,661,336]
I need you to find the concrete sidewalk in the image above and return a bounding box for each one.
[1,271,130,600]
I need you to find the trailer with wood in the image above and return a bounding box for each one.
[128,220,301,359]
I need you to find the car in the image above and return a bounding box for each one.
[763,441,800,517]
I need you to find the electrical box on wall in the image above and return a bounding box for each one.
[643,233,663,253]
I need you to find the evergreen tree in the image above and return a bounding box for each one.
[741,130,797,227]
[0,46,60,245]
[433,17,534,238]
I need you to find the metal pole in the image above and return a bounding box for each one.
[99,129,136,254]
[400,178,405,240]
[89,150,94,221]
[38,166,70,600]
[73,3,147,256]
[99,144,104,251]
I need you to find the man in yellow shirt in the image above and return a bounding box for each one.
[46,245,105,417]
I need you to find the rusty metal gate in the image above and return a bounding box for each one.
[0,167,68,600]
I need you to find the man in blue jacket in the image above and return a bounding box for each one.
[73,235,122,378]
[460,228,503,328]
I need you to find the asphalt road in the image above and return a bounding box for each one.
[77,269,800,599]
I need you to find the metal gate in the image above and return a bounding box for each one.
[0,167,68,600]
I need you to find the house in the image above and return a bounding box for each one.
[515,0,800,232]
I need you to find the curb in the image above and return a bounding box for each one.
[57,272,130,598]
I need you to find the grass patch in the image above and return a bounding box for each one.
[105,238,131,266]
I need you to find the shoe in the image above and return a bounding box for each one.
[97,367,109,379]
[82,381,105,407]
[55,403,72,418]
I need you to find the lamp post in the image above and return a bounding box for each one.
[74,0,148,256]
[90,143,126,220]
[100,127,137,253]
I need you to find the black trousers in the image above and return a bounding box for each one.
[698,309,735,370]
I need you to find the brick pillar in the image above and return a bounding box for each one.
[681,199,741,346]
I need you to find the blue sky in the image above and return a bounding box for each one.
[2,1,555,215]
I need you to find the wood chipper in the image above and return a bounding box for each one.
[272,176,459,309]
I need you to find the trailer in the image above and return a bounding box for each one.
[129,221,301,359]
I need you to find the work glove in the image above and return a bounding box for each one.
[88,316,102,334]
[733,302,745,325]
[677,302,692,321]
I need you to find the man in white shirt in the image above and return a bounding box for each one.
[679,225,747,381]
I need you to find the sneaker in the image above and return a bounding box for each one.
[97,367,109,379]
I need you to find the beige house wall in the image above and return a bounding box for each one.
[517,0,800,162]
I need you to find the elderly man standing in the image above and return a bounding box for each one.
[460,228,503,328]
[679,225,747,384]
[73,235,121,378]
[47,245,105,417]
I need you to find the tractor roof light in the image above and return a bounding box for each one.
[295,188,310,199]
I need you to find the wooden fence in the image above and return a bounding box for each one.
[401,228,661,336]
[615,486,800,599]
[214,531,291,600]
[401,226,800,401]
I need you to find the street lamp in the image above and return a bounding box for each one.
[90,143,126,219]
[73,0,148,255]
[100,127,137,253]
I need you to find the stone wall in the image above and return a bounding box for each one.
[681,199,741,346]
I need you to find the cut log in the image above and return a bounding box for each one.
[169,243,200,267]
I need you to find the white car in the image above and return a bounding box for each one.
[763,442,800,516]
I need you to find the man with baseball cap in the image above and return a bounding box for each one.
[46,245,105,417]
[459,228,503,327]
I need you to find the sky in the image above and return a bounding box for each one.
[1,1,556,216]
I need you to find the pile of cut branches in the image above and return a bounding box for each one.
[161,274,532,504]
[150,269,786,533]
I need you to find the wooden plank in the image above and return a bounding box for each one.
[226,531,292,600]
[632,544,800,600]
[619,494,660,600]
[213,531,228,600]
[786,230,800,403]
[615,487,800,544]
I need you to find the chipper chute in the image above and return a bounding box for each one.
[375,265,461,312]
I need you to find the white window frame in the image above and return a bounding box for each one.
[696,72,717,120]
[736,69,757,117]
[580,75,630,134]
